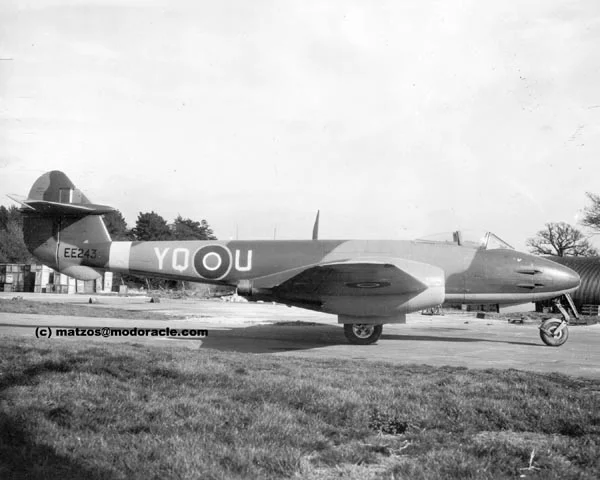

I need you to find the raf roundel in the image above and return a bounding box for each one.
[193,245,232,280]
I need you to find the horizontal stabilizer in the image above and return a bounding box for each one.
[8,195,115,216]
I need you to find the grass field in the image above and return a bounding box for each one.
[1,336,599,480]
[0,298,189,320]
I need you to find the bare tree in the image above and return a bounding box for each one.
[526,222,598,257]
[582,192,600,233]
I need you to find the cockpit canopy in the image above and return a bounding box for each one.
[416,230,514,250]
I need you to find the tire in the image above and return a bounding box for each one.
[343,324,383,345]
[539,318,569,347]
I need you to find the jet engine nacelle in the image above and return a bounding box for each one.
[321,283,445,318]
[236,279,273,301]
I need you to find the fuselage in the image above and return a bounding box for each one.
[50,238,580,307]
[15,170,583,345]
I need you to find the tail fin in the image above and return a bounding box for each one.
[9,170,114,216]
[10,171,114,280]
[312,210,320,240]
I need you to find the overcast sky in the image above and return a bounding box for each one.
[1,0,599,250]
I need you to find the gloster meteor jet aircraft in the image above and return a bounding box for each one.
[10,171,581,346]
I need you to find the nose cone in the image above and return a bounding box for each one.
[537,257,580,294]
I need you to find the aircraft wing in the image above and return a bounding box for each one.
[270,257,446,317]
[273,258,438,297]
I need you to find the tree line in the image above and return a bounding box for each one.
[0,206,216,261]
[526,193,600,257]
[0,206,32,264]
[0,207,218,290]
[103,210,216,243]
[3,192,600,266]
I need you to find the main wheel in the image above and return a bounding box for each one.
[539,318,569,347]
[343,324,383,345]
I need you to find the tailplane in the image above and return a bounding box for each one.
[10,171,114,280]
[9,170,114,216]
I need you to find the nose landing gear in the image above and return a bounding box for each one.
[539,294,578,347]
[539,318,569,346]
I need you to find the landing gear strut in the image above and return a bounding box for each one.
[539,294,578,347]
[344,324,383,345]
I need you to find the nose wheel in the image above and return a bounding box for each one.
[539,294,576,347]
[539,318,569,346]
[344,324,383,345]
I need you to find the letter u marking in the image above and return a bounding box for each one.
[235,250,252,272]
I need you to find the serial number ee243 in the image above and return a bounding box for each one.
[63,247,98,259]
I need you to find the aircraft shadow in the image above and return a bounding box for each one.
[184,323,541,354]
[381,333,541,347]
[0,322,542,352]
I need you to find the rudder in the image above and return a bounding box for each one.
[12,171,114,280]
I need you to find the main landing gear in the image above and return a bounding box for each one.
[539,294,578,347]
[343,324,383,345]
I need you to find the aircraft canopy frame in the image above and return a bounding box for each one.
[416,230,514,250]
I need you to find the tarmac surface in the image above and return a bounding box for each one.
[1,292,599,379]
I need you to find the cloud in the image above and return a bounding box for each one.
[69,41,119,60]
[1,0,600,246]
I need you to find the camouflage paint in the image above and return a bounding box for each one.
[15,171,581,323]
